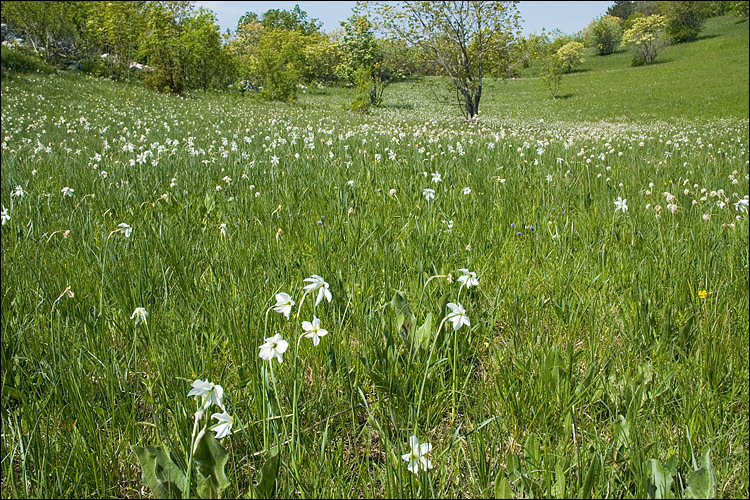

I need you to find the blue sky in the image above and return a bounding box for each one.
[195,1,614,36]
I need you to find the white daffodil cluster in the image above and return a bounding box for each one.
[187,379,233,439]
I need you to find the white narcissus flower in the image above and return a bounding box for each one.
[1,206,9,226]
[422,188,435,201]
[117,222,132,237]
[61,186,74,197]
[188,379,225,410]
[273,292,295,319]
[446,302,470,331]
[303,274,332,306]
[402,435,433,474]
[457,269,479,288]
[735,198,748,213]
[614,197,628,213]
[259,333,289,363]
[462,186,472,195]
[431,172,442,183]
[210,410,233,439]
[11,186,24,198]
[130,307,147,325]
[301,316,328,346]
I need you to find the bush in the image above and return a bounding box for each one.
[347,65,384,112]
[250,29,304,102]
[621,14,667,65]
[0,42,55,73]
[729,1,750,17]
[585,15,623,55]
[556,41,585,72]
[660,1,710,43]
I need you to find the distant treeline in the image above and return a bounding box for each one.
[1,1,746,100]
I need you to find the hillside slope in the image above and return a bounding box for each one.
[356,15,750,122]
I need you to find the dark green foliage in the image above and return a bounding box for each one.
[140,3,183,93]
[258,4,321,35]
[659,1,711,43]
[585,16,624,55]
[0,1,91,62]
[729,1,750,17]
[607,1,659,20]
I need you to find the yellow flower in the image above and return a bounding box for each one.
[697,290,707,299]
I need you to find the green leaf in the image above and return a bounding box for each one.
[391,290,415,337]
[506,452,522,483]
[523,433,540,471]
[584,192,592,209]
[131,445,187,499]
[578,456,600,499]
[613,414,631,453]
[685,449,715,499]
[553,461,566,498]
[494,473,514,499]
[254,446,280,499]
[193,431,230,499]
[410,312,433,350]
[678,313,695,353]
[647,457,676,499]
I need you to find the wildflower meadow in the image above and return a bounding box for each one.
[2,15,749,500]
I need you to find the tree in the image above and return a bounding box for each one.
[180,8,231,89]
[584,15,623,55]
[606,1,659,20]
[729,1,750,17]
[659,1,710,43]
[140,2,184,93]
[302,33,344,83]
[621,14,667,65]
[361,1,522,120]
[250,28,306,102]
[1,1,92,61]
[337,14,386,109]
[86,1,146,79]
[541,40,584,98]
[258,5,322,35]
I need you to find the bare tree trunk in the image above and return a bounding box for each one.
[460,85,481,120]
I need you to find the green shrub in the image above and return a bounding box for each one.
[585,15,624,55]
[347,65,385,112]
[250,28,304,102]
[729,1,750,17]
[660,1,710,43]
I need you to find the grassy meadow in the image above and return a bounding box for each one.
[1,15,748,499]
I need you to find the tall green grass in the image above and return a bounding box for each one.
[1,15,748,499]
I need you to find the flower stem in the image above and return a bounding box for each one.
[456,282,466,305]
[263,304,274,341]
[296,289,311,320]
[268,362,288,440]
[98,235,110,327]
[452,283,467,422]
[291,333,306,465]
[185,404,206,498]
[415,315,449,426]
